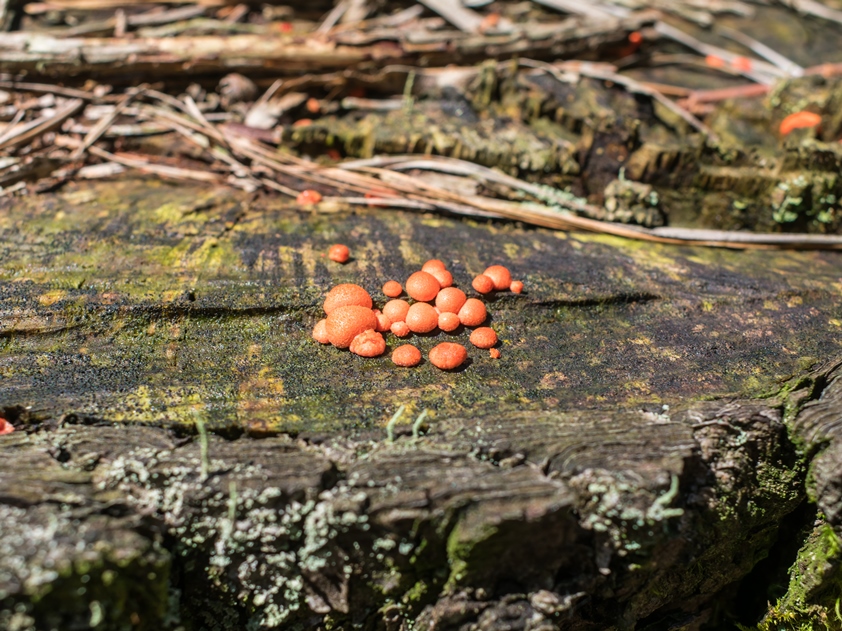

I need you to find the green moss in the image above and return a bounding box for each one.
[755,523,842,631]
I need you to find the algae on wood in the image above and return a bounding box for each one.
[1,179,841,435]
[1,179,842,629]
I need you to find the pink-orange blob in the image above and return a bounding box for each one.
[382,280,403,298]
[392,344,422,367]
[421,259,446,273]
[312,319,330,344]
[438,312,461,332]
[435,287,467,314]
[472,274,494,294]
[458,298,487,327]
[406,302,439,333]
[325,305,377,348]
[390,321,411,337]
[405,271,440,302]
[469,327,498,349]
[429,342,468,370]
[328,244,350,263]
[429,268,453,288]
[383,299,410,324]
[349,329,386,357]
[483,265,512,291]
[323,284,372,315]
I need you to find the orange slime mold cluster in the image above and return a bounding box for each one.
[314,258,520,368]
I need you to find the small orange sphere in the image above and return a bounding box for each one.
[383,299,410,323]
[325,305,377,348]
[458,298,487,327]
[435,287,467,314]
[421,259,447,273]
[392,344,422,367]
[312,319,330,344]
[323,284,372,315]
[438,312,461,332]
[306,97,320,113]
[328,244,350,263]
[373,310,391,332]
[429,268,453,288]
[469,326,498,349]
[429,342,468,370]
[472,274,494,294]
[510,280,524,294]
[350,329,386,357]
[405,271,440,302]
[779,111,822,136]
[296,189,322,204]
[489,348,501,359]
[483,265,512,291]
[382,280,403,298]
[390,321,411,337]
[406,302,439,334]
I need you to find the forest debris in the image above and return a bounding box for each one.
[0,97,83,150]
[69,87,140,159]
[716,26,805,77]
[417,0,485,32]
[780,0,842,25]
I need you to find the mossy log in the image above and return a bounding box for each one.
[2,179,842,630]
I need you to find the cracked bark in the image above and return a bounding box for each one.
[1,179,842,630]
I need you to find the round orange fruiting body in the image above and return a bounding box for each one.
[458,298,487,327]
[405,302,439,334]
[312,319,330,344]
[489,348,501,359]
[510,280,524,294]
[779,111,822,136]
[373,310,391,332]
[429,268,452,288]
[483,265,512,291]
[429,342,468,370]
[306,97,320,113]
[0,417,14,435]
[349,329,386,357]
[392,344,422,367]
[435,287,467,314]
[382,280,403,298]
[296,189,322,204]
[325,305,377,348]
[323,284,372,315]
[390,321,411,337]
[472,274,494,294]
[421,259,446,273]
[438,312,461,332]
[328,244,350,263]
[470,326,498,349]
[405,271,440,302]
[383,299,410,323]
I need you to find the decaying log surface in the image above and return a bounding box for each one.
[1,179,842,630]
[0,395,818,630]
[2,179,842,432]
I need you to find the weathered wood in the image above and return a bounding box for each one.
[1,179,841,434]
[0,12,650,80]
[0,395,810,630]
[1,179,842,629]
